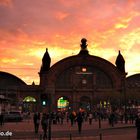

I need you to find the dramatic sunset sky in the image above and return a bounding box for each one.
[0,0,140,85]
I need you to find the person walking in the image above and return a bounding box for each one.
[135,114,140,140]
[0,113,4,126]
[33,112,40,134]
[41,113,48,140]
[109,112,115,127]
[76,112,83,134]
[69,112,76,126]
[88,112,93,125]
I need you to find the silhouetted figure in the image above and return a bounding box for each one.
[109,112,115,127]
[135,115,140,140]
[69,112,76,126]
[115,50,125,73]
[33,112,40,134]
[40,48,51,72]
[76,112,83,134]
[41,113,48,140]
[0,113,4,126]
[88,112,93,125]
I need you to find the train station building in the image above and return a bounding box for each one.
[0,39,140,113]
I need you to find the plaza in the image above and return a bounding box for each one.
[0,116,137,140]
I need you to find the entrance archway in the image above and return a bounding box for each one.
[23,96,37,112]
[57,96,69,111]
[80,96,91,111]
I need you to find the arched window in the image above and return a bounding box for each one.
[57,96,69,111]
[23,96,36,103]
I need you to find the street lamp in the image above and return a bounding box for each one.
[48,93,51,140]
[122,73,127,124]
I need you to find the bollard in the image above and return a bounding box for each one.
[69,133,72,140]
[40,134,42,140]
[99,133,102,140]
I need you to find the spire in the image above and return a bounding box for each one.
[79,38,89,55]
[40,48,51,73]
[32,81,35,86]
[115,50,125,73]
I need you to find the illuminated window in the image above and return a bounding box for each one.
[82,67,87,72]
[57,97,69,109]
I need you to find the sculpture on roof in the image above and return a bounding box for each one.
[81,38,88,50]
[115,50,125,73]
[79,38,89,55]
[40,48,51,72]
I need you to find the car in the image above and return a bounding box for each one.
[4,111,23,122]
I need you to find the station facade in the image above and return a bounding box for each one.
[0,39,140,113]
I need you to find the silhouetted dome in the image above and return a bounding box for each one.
[40,48,51,72]
[126,74,140,87]
[115,50,125,73]
[0,71,27,88]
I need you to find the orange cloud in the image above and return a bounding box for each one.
[0,0,12,7]
[55,11,69,20]
[126,51,140,76]
[119,28,140,51]
[114,11,139,29]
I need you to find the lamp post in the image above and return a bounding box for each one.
[122,73,127,123]
[122,73,127,124]
[48,93,51,140]
[97,103,102,140]
[124,77,127,124]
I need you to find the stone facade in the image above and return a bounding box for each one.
[39,52,125,111]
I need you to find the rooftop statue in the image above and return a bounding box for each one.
[79,38,89,55]
[81,38,88,50]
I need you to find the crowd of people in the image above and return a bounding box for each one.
[32,107,140,139]
[33,110,84,139]
[0,106,140,139]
